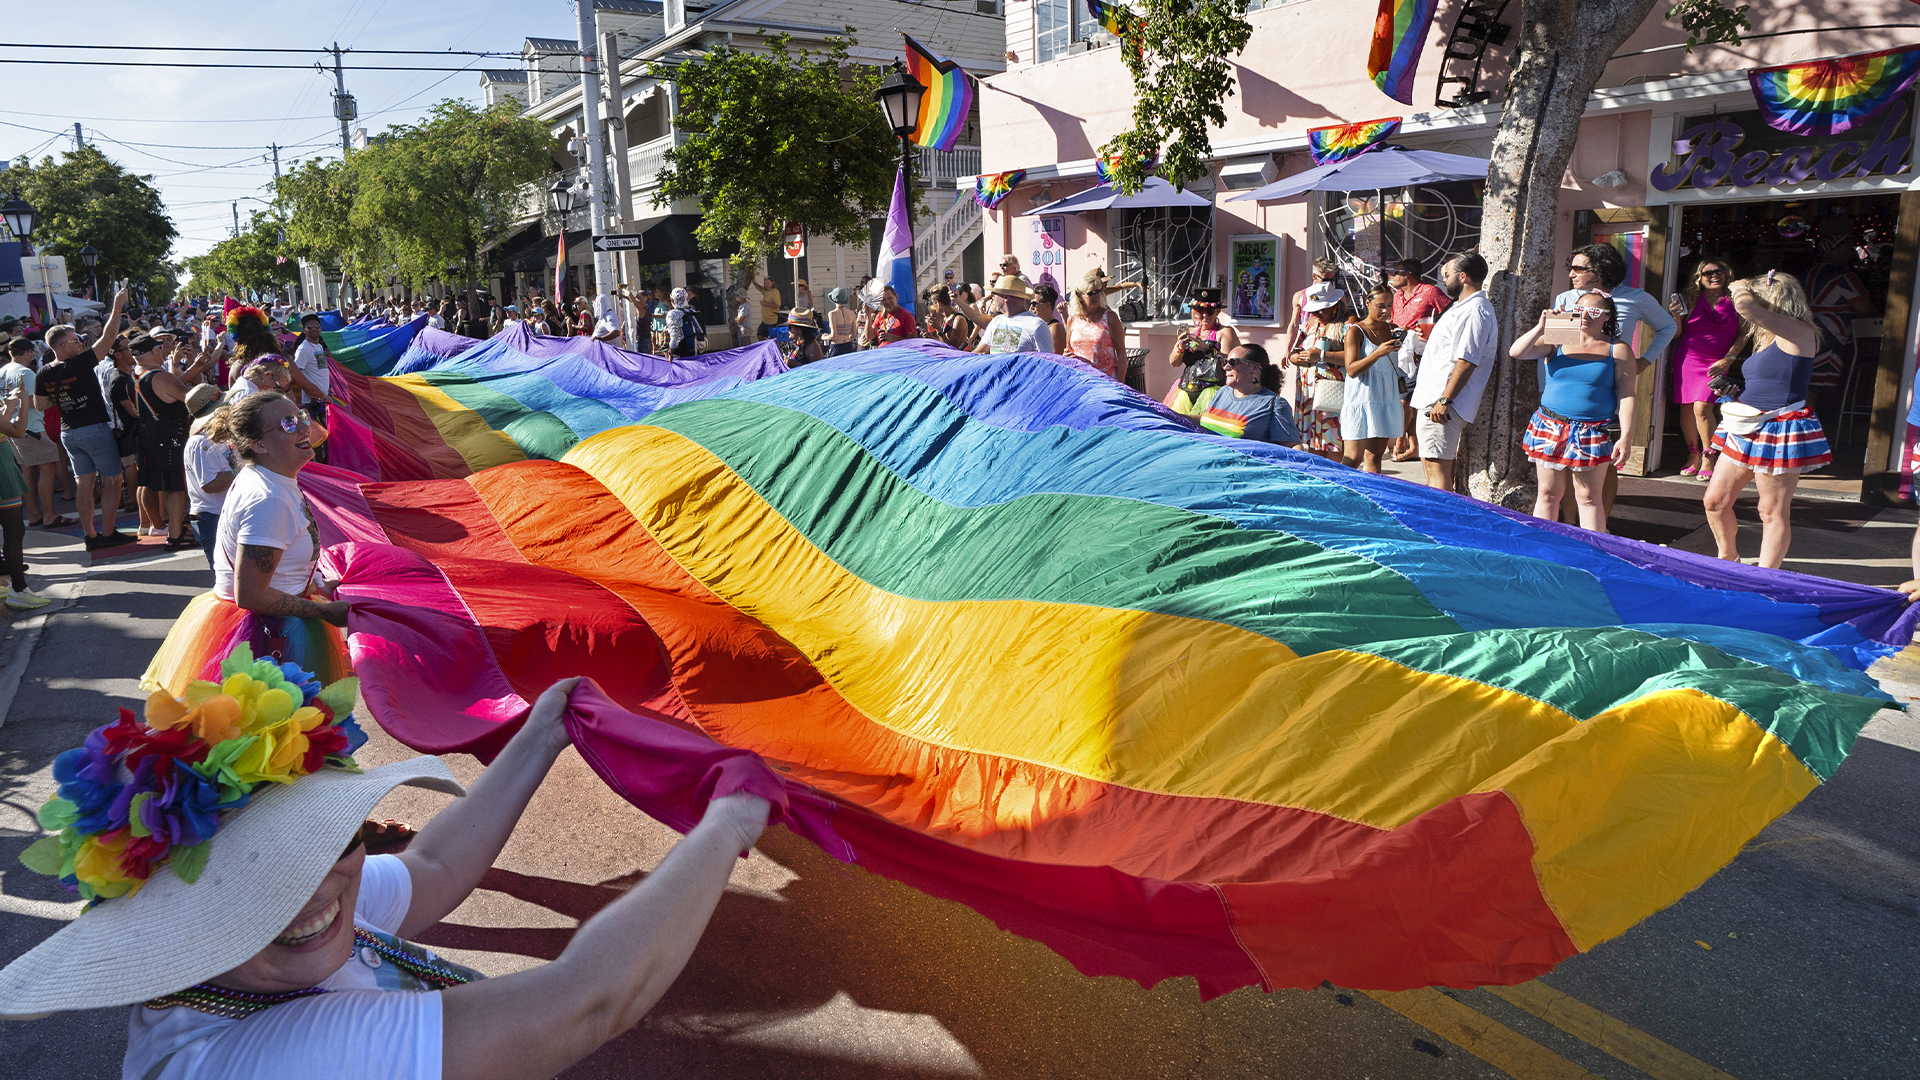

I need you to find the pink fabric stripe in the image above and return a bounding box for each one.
[323,540,531,761]
[298,463,388,548]
[322,407,384,480]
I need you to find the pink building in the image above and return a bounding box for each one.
[974,2,1920,502]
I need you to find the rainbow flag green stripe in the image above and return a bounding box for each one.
[904,35,973,153]
[1750,46,1920,136]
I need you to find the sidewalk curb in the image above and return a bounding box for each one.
[0,530,95,731]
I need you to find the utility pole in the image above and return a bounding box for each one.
[602,29,638,333]
[575,1,613,301]
[232,202,240,238]
[270,144,281,181]
[328,43,355,155]
[72,123,82,152]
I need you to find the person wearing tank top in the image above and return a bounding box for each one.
[1703,272,1831,569]
[1509,291,1637,533]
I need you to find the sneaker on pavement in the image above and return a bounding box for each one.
[5,588,49,610]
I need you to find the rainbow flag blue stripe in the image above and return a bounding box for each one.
[1750,46,1920,136]
[1367,0,1439,106]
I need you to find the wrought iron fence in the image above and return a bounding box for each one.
[1315,181,1483,300]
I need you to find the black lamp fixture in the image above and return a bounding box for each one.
[549,178,577,215]
[78,243,99,270]
[1,198,36,241]
[873,64,924,141]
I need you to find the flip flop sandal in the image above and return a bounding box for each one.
[361,820,417,855]
[39,515,76,528]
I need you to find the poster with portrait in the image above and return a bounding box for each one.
[1228,235,1279,322]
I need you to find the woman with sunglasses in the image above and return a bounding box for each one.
[1667,257,1748,479]
[143,391,346,697]
[1510,291,1637,532]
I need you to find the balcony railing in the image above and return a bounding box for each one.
[915,145,981,187]
[629,131,689,188]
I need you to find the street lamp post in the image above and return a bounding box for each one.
[78,243,100,302]
[1,199,56,331]
[549,178,579,302]
[873,65,925,296]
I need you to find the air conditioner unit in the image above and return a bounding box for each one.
[1067,40,1093,55]
[1217,157,1278,191]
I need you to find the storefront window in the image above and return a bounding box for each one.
[1110,207,1213,322]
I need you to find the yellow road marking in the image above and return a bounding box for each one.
[1486,981,1741,1080]
[1363,989,1604,1079]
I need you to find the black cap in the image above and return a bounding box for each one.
[127,333,166,355]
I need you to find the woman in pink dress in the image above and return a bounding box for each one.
[1667,256,1748,479]
[1067,268,1130,380]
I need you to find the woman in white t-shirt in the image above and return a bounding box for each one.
[184,390,238,570]
[142,392,348,697]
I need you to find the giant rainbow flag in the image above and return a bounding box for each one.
[303,341,1909,993]
[322,313,431,376]
[320,323,788,481]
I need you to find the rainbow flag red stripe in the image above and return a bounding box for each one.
[1086,0,1134,39]
[1198,404,1249,438]
[1308,117,1402,165]
[904,36,974,153]
[1367,0,1439,106]
[1750,46,1920,136]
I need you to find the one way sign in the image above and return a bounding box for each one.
[593,233,645,251]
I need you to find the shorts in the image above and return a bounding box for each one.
[139,434,188,492]
[60,422,120,479]
[1415,410,1469,460]
[11,431,60,469]
[1522,408,1614,471]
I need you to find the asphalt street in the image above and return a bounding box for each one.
[1,527,1917,1080]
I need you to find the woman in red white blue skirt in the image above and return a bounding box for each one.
[1702,271,1830,569]
[1510,292,1638,533]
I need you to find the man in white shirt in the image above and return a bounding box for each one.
[291,313,332,415]
[592,293,623,344]
[1409,252,1499,490]
[973,276,1054,355]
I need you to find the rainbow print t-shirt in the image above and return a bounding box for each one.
[1197,386,1298,444]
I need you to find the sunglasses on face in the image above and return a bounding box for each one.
[1700,268,1726,278]
[278,412,313,434]
[1568,263,1594,273]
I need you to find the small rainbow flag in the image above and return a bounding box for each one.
[974,170,1026,210]
[1750,46,1920,137]
[904,36,974,153]
[1308,117,1402,165]
[1086,0,1136,39]
[1096,149,1158,184]
[1367,0,1439,106]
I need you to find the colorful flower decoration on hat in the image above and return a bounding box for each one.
[18,644,366,906]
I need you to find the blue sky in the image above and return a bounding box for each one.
[1,0,585,262]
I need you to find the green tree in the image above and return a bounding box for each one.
[1099,0,1254,194]
[653,34,901,264]
[276,158,384,290]
[346,99,554,291]
[1464,0,1748,506]
[0,145,177,298]
[180,210,299,299]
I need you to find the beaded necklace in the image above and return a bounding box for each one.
[145,930,477,1019]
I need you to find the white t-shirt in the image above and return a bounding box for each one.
[1410,290,1499,423]
[213,466,319,602]
[426,315,444,330]
[981,312,1049,354]
[292,341,331,405]
[186,434,238,516]
[0,361,43,434]
[122,856,442,1080]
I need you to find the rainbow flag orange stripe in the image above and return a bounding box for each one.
[1308,117,1402,165]
[1367,0,1438,106]
[1750,46,1920,136]
[974,169,1026,210]
[904,36,973,153]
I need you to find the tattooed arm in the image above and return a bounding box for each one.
[234,544,350,626]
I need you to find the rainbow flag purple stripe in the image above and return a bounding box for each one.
[1308,117,1402,165]
[1367,0,1439,106]
[1750,46,1920,137]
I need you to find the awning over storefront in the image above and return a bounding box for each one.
[1227,149,1491,201]
[621,214,739,262]
[1030,177,1212,215]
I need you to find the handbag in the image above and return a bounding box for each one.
[1310,364,1346,412]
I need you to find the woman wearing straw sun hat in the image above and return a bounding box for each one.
[0,664,771,1080]
[782,308,825,366]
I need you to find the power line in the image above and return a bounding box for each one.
[0,59,503,71]
[0,107,336,125]
[0,42,519,56]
